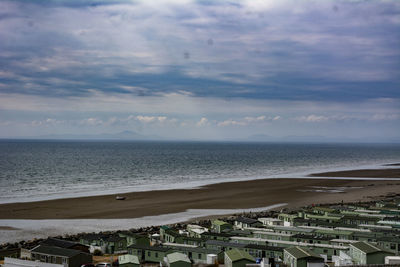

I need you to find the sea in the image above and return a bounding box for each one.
[1,140,400,204]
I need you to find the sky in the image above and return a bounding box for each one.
[0,0,399,141]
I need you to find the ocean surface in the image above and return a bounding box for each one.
[0,140,400,204]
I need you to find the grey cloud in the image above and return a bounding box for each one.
[0,0,399,102]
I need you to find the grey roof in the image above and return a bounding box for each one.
[225,248,255,262]
[118,254,139,265]
[31,245,83,258]
[284,246,323,260]
[164,245,219,254]
[127,244,171,252]
[213,220,231,226]
[166,252,191,263]
[271,226,314,233]
[205,240,247,248]
[236,217,259,224]
[351,242,385,254]
[41,238,84,249]
[244,244,283,252]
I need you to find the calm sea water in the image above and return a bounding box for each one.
[0,140,399,204]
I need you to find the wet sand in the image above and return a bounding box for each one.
[310,168,400,178]
[0,226,19,230]
[384,163,400,166]
[0,168,400,219]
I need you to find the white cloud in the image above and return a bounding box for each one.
[296,115,329,122]
[217,119,247,127]
[80,118,103,126]
[295,113,400,123]
[244,115,266,123]
[273,116,281,121]
[218,115,281,127]
[31,118,65,127]
[370,114,399,121]
[0,92,399,119]
[135,115,168,124]
[0,91,399,140]
[196,117,209,127]
[3,0,398,90]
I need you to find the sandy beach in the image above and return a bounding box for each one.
[310,168,400,178]
[0,168,399,220]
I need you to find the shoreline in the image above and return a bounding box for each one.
[0,204,287,244]
[310,168,400,178]
[0,168,399,220]
[1,162,398,205]
[2,162,400,205]
[1,167,400,244]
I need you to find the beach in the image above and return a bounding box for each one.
[0,168,399,220]
[310,168,400,178]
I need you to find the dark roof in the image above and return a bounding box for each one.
[165,229,181,238]
[351,242,384,254]
[244,244,283,252]
[235,217,259,224]
[205,240,247,248]
[127,244,171,252]
[119,231,147,238]
[377,236,400,242]
[313,207,336,213]
[293,218,311,223]
[41,238,82,249]
[225,249,255,262]
[164,245,219,254]
[329,205,353,211]
[342,215,380,221]
[179,236,207,242]
[382,216,400,221]
[372,228,400,234]
[80,233,108,241]
[292,234,331,241]
[228,229,252,236]
[104,235,125,242]
[202,232,232,238]
[305,220,354,228]
[352,232,377,238]
[284,246,323,260]
[31,245,83,258]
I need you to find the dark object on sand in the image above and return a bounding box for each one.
[115,196,126,200]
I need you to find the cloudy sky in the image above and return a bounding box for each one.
[0,0,399,141]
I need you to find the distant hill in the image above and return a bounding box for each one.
[247,134,400,143]
[247,134,356,143]
[26,130,161,140]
